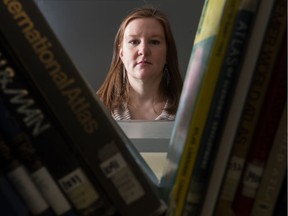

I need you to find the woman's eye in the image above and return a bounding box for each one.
[150,40,160,45]
[129,40,139,45]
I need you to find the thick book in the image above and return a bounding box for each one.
[232,31,287,215]
[182,0,261,215]
[200,0,279,214]
[0,1,166,216]
[0,35,114,216]
[160,0,242,215]
[250,106,287,216]
[214,0,287,214]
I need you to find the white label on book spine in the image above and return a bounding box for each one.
[242,163,263,197]
[58,168,99,210]
[100,153,145,204]
[7,165,49,215]
[31,166,71,215]
[221,156,245,200]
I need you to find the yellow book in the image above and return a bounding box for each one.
[163,0,242,215]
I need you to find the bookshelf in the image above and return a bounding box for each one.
[118,121,173,180]
[117,121,173,152]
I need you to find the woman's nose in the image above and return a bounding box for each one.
[138,42,151,56]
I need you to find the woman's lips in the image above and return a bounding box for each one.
[137,60,151,65]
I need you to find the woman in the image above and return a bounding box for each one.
[97,7,183,120]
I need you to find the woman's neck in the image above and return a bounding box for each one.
[128,88,166,120]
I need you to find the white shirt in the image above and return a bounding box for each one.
[112,102,175,121]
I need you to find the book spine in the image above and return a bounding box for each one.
[0,134,54,216]
[0,169,30,216]
[160,0,224,202]
[232,31,287,215]
[0,1,166,216]
[271,173,287,216]
[182,1,261,215]
[214,0,286,214]
[160,32,209,204]
[0,37,114,216]
[200,0,279,215]
[250,106,287,216]
[166,0,242,215]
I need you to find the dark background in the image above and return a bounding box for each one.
[35,0,204,91]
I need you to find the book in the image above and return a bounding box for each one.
[0,1,166,216]
[271,173,287,216]
[0,168,30,216]
[159,29,206,203]
[159,40,205,202]
[213,0,286,214]
[160,0,242,214]
[0,35,114,216]
[232,30,287,215]
[0,133,55,216]
[199,0,279,214]
[182,0,261,215]
[250,106,287,216]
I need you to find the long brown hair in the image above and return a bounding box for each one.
[97,7,183,114]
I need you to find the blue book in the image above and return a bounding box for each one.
[0,171,30,216]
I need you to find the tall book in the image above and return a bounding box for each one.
[0,1,166,216]
[250,106,287,216]
[232,31,287,215]
[182,0,261,215]
[160,0,242,215]
[199,0,279,214]
[0,35,114,216]
[213,0,286,214]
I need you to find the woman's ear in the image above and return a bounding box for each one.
[119,45,123,60]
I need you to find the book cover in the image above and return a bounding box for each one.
[182,0,261,215]
[232,30,287,215]
[0,36,114,216]
[160,0,242,215]
[0,1,166,215]
[200,0,278,215]
[214,0,286,214]
[250,106,287,216]
[159,41,206,203]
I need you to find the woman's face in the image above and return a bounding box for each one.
[119,18,167,85]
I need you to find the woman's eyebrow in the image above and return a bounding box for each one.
[126,34,164,38]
